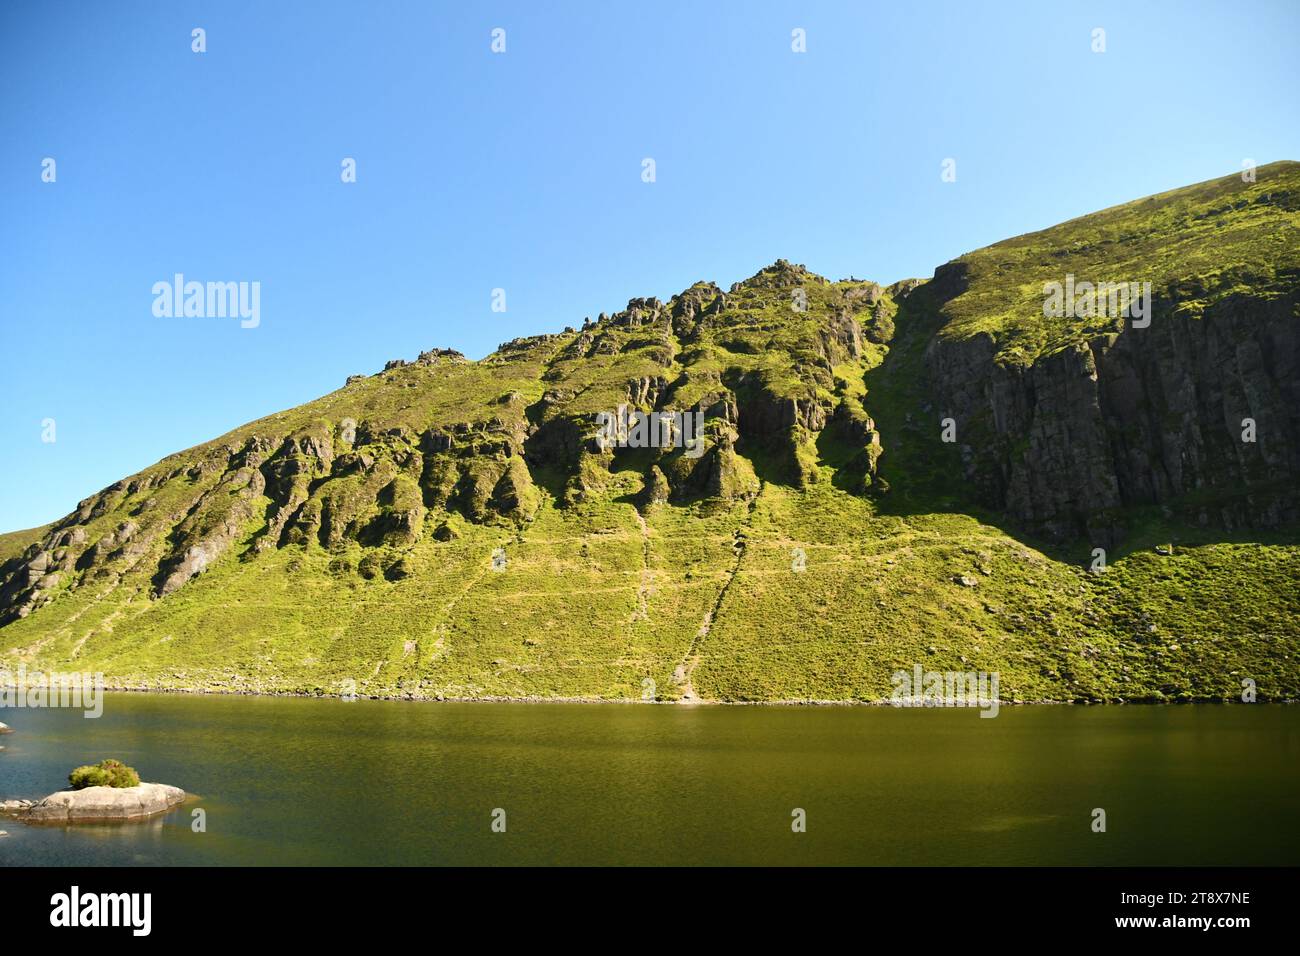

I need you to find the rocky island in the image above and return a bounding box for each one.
[4,782,186,824]
[2,759,185,824]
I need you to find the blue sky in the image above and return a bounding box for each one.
[1,0,1297,532]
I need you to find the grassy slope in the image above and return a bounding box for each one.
[5,447,1292,704]
[0,525,50,565]
[938,161,1300,365]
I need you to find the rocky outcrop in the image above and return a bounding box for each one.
[0,256,894,625]
[416,348,465,365]
[11,783,186,824]
[489,457,540,521]
[926,284,1300,542]
[669,281,723,337]
[153,463,264,597]
[826,397,883,491]
[640,465,671,508]
[663,431,760,502]
[729,371,829,487]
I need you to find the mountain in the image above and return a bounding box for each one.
[3,164,1298,703]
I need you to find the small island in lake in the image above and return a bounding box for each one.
[1,759,185,824]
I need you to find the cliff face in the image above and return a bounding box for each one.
[926,278,1300,543]
[922,162,1300,544]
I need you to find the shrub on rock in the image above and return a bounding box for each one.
[69,759,141,790]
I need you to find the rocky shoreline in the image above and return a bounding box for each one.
[58,683,1294,706]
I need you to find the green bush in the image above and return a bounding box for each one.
[69,759,141,790]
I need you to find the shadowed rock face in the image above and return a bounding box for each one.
[15,783,186,824]
[928,288,1300,543]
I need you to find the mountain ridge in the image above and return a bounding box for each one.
[2,163,1297,703]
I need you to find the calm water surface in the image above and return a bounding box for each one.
[1,695,1297,866]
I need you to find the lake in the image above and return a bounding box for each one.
[2,695,1297,866]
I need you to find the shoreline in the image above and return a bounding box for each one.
[0,683,1282,707]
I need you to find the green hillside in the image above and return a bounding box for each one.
[2,165,1297,703]
[938,161,1300,366]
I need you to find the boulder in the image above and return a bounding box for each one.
[19,783,185,823]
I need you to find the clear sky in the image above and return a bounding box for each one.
[2,0,1297,532]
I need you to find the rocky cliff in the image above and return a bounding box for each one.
[0,260,888,627]
[922,164,1300,544]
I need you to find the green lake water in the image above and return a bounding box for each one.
[1,694,1297,866]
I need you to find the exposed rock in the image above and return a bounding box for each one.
[369,476,426,546]
[153,481,256,598]
[416,348,466,365]
[384,556,415,581]
[887,277,924,299]
[730,372,827,487]
[665,432,760,502]
[640,465,671,508]
[863,302,895,345]
[489,457,540,522]
[926,278,1300,542]
[17,783,185,823]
